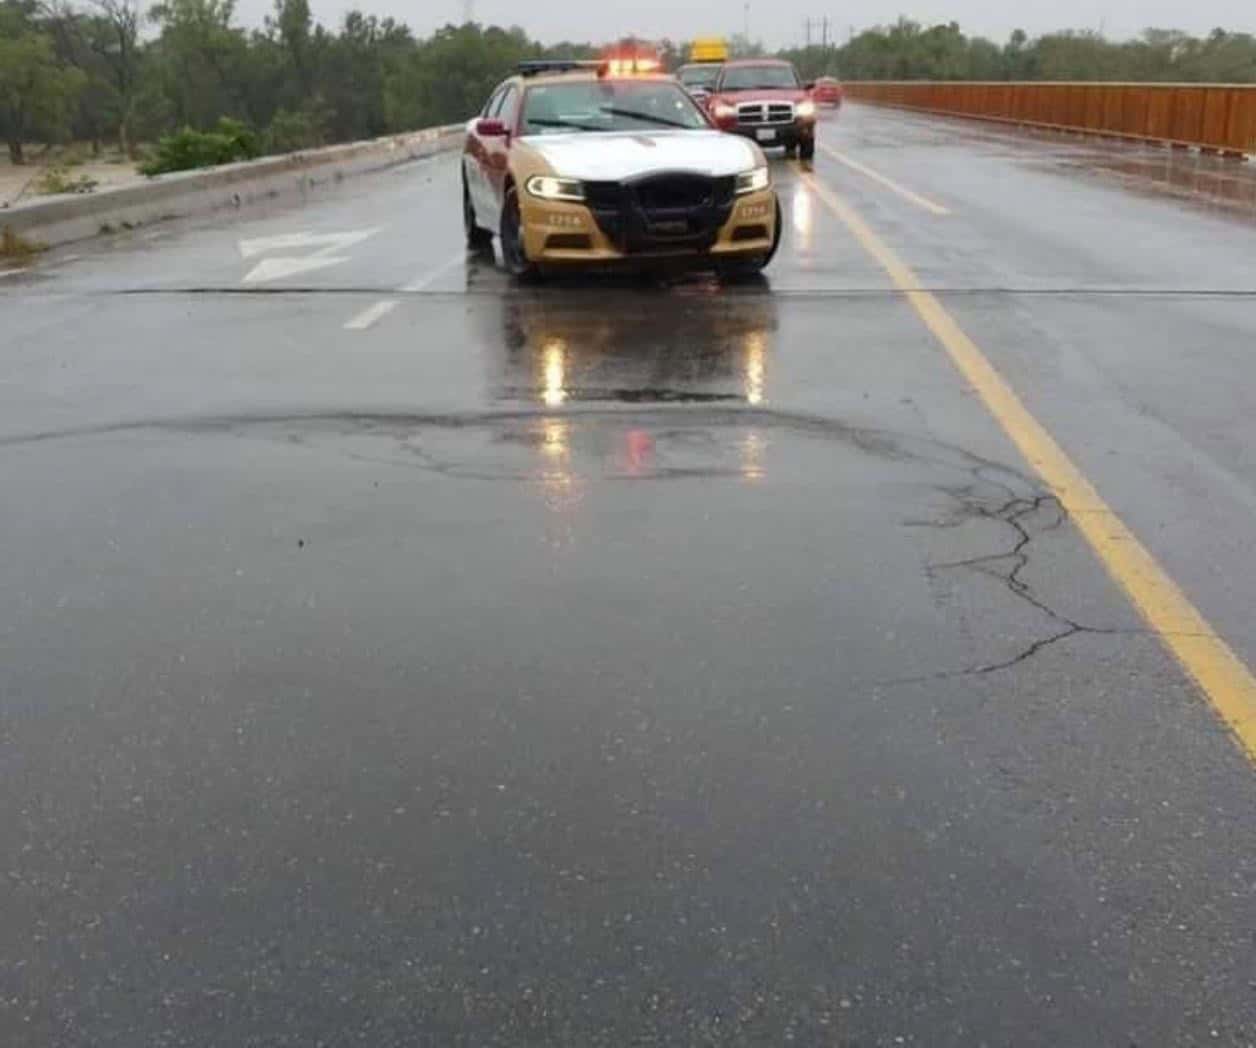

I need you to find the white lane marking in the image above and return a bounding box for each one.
[816,142,951,216]
[240,227,381,284]
[243,255,348,284]
[344,298,399,331]
[400,251,466,293]
[0,268,30,279]
[238,229,379,259]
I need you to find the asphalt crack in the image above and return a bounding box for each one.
[900,488,1129,685]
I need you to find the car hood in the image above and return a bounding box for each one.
[519,130,762,182]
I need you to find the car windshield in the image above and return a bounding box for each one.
[720,64,800,90]
[679,65,721,88]
[521,80,708,135]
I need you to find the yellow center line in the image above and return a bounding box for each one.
[799,168,1256,763]
[815,141,952,216]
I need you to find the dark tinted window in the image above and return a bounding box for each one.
[720,64,800,90]
[679,65,721,88]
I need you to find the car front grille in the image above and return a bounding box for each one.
[583,174,737,254]
[737,101,795,126]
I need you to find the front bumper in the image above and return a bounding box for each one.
[519,188,777,267]
[725,120,815,148]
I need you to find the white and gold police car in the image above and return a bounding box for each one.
[462,60,780,279]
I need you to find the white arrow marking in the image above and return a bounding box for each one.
[238,228,380,260]
[242,255,349,284]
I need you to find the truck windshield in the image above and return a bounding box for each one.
[720,64,800,90]
[680,65,722,88]
[521,81,709,134]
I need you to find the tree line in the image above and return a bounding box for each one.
[784,20,1256,83]
[0,0,601,165]
[4,0,1256,168]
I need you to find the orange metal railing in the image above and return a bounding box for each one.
[842,82,1256,156]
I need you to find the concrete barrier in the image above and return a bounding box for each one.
[1,124,464,249]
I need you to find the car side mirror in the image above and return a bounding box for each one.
[476,118,509,138]
[804,81,816,91]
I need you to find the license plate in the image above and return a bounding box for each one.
[755,129,776,142]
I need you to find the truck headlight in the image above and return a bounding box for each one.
[713,103,737,120]
[796,99,817,119]
[735,167,771,195]
[525,176,585,202]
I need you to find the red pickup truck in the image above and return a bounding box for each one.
[706,59,817,160]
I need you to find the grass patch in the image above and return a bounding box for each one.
[1,226,45,261]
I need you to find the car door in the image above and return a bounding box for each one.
[478,84,520,230]
[466,86,506,217]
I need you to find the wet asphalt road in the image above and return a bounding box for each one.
[2,105,1256,1046]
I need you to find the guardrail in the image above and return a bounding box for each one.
[842,82,1256,157]
[2,123,464,250]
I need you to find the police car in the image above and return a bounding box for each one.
[462,60,781,279]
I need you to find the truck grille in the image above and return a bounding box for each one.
[737,101,795,126]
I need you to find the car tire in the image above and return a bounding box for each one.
[716,198,783,282]
[463,176,493,250]
[799,137,815,161]
[499,186,538,280]
[784,142,798,158]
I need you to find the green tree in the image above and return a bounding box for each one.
[91,0,144,156]
[0,4,86,163]
[146,0,249,128]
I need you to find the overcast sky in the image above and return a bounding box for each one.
[233,0,1256,51]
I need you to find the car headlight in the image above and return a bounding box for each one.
[713,103,737,120]
[735,167,771,196]
[796,99,817,119]
[525,175,585,202]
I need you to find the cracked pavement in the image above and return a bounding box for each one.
[3,107,1256,1046]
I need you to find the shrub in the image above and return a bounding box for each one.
[141,117,262,176]
[264,106,329,154]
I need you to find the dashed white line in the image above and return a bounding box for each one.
[400,250,467,293]
[0,268,30,279]
[343,298,399,331]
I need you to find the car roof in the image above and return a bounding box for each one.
[723,58,793,67]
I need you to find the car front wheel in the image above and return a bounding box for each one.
[463,176,493,250]
[499,186,537,279]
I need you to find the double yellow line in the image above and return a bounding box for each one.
[797,166,1256,763]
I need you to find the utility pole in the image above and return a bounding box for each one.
[822,16,829,48]
[743,1,750,40]
[462,0,474,25]
[804,17,811,47]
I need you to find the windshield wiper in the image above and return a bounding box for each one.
[525,117,604,132]
[598,107,694,129]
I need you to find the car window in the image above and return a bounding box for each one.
[483,86,505,118]
[720,64,800,90]
[680,65,721,88]
[520,80,709,135]
[497,85,521,127]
